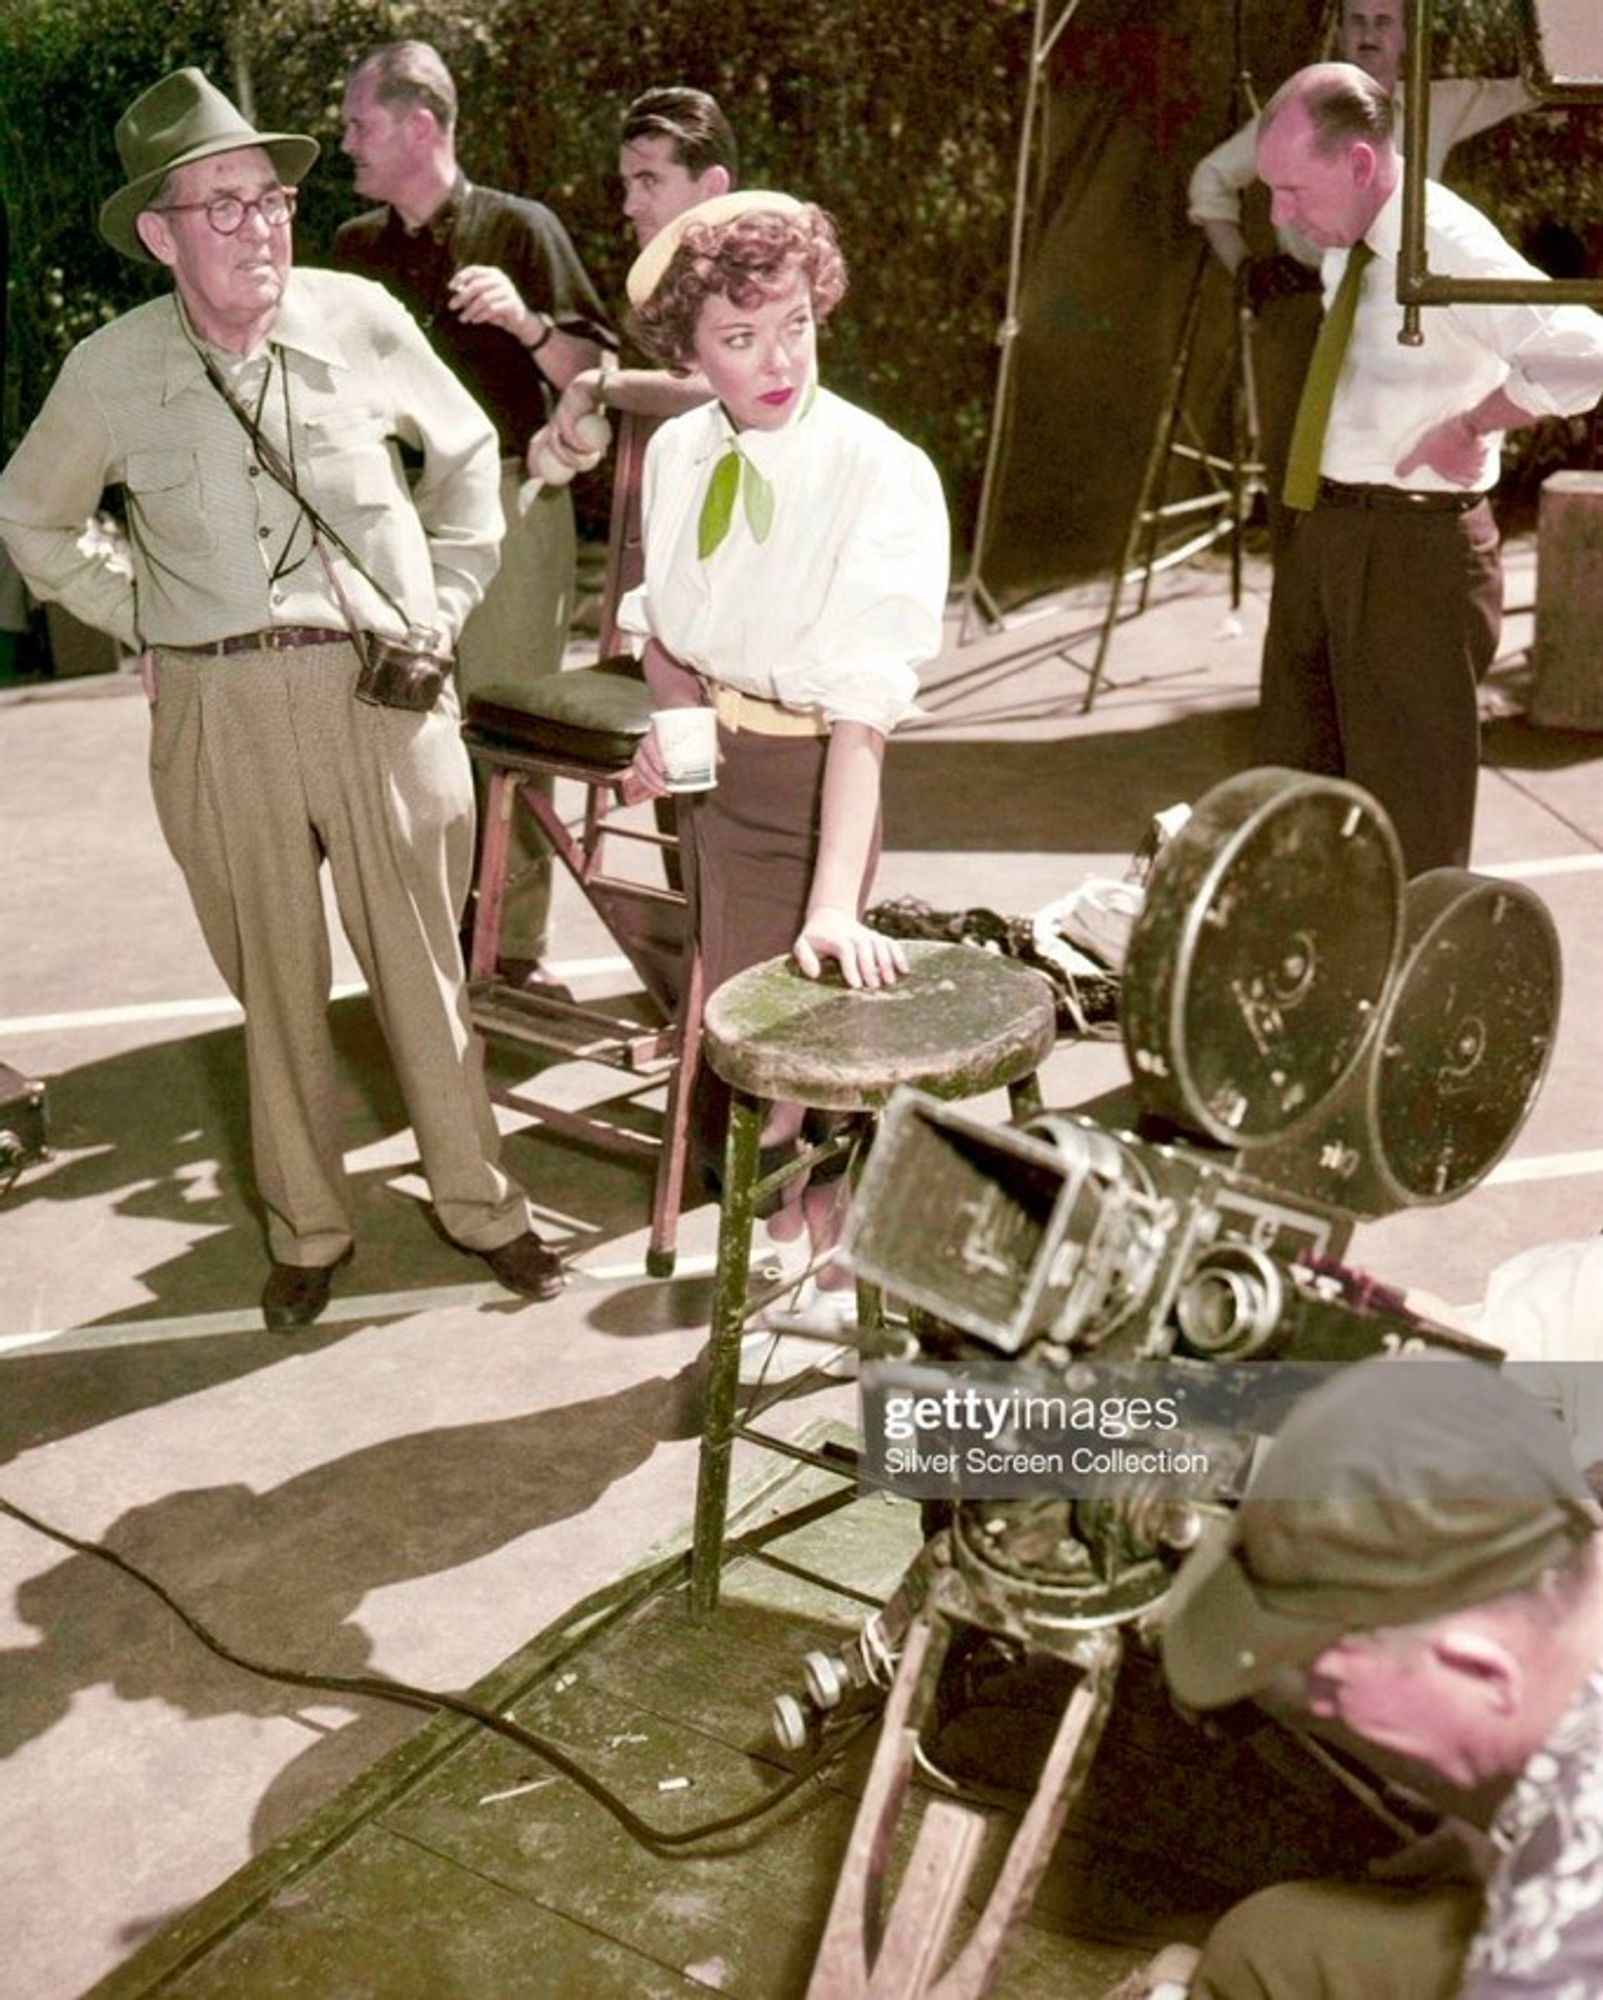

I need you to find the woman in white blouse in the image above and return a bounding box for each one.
[616,191,950,1301]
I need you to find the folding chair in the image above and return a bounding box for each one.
[462,415,700,1277]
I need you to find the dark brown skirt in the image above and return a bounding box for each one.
[682,722,882,1184]
[684,723,881,998]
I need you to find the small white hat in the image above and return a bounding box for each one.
[625,189,805,307]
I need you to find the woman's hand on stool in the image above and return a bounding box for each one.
[793,906,908,989]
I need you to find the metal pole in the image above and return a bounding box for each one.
[960,0,1088,643]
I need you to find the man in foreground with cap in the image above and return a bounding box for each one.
[1153,1356,1603,1998]
[0,68,565,1326]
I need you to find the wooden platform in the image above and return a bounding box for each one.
[83,1429,1405,2000]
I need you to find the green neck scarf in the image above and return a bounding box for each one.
[697,382,818,560]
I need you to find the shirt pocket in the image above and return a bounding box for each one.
[303,408,399,511]
[124,447,216,557]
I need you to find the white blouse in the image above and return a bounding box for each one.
[615,383,949,735]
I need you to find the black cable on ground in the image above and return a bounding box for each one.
[0,1491,875,1855]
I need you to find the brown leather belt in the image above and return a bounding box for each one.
[1316,480,1486,514]
[168,626,351,657]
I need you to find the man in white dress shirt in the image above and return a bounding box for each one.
[1252,63,1603,876]
[1188,2,1531,551]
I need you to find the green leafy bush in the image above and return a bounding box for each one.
[0,0,1032,547]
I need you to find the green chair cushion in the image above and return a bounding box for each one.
[463,655,655,768]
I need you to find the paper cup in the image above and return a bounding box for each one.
[652,707,718,793]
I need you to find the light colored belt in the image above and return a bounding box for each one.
[708,681,829,738]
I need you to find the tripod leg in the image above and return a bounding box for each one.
[1231,298,1268,610]
[805,1603,1122,2000]
[1080,246,1211,714]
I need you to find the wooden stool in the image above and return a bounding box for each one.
[689,941,1059,1613]
[463,660,701,1277]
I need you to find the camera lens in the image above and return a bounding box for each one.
[1175,1244,1284,1357]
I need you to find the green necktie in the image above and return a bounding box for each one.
[1282,240,1376,512]
[697,446,776,559]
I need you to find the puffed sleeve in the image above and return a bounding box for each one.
[772,436,949,734]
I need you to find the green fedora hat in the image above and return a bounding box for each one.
[100,67,319,264]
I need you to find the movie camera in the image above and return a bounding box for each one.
[789,769,1563,1997]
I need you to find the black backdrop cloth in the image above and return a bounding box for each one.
[976,0,1326,610]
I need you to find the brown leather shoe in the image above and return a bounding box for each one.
[261,1247,353,1331]
[478,1229,566,1301]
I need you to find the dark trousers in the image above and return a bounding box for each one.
[1192,1879,1482,1999]
[1257,499,1502,876]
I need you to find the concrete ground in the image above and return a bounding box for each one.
[3,539,1602,1998]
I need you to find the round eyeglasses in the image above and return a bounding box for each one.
[155,187,299,235]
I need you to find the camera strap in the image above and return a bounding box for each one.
[187,334,413,645]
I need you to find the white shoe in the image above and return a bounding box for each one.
[737,1277,860,1386]
[1097,1944,1200,2000]
[736,1331,858,1386]
[759,1273,859,1338]
[751,1225,811,1288]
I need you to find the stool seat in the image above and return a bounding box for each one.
[690,939,1058,1615]
[702,941,1057,1112]
[463,655,652,768]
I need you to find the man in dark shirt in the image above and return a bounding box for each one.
[543,87,737,471]
[334,40,614,989]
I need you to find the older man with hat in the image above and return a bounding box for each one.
[1146,1356,1603,1999]
[0,68,565,1325]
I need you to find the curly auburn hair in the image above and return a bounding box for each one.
[630,204,848,372]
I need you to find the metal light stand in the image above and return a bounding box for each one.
[960,0,1092,644]
[1070,0,1268,712]
[958,0,1273,712]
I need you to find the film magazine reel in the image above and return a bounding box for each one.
[1119,766,1562,1216]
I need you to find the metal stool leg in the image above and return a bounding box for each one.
[647,941,704,1279]
[690,1085,763,1615]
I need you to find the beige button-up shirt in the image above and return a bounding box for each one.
[0,267,503,650]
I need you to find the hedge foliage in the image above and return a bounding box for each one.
[0,0,1033,542]
[1,0,1597,548]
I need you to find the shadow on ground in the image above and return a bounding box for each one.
[0,1357,707,1856]
[885,706,1257,854]
[2,994,672,1461]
